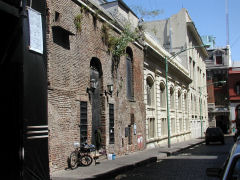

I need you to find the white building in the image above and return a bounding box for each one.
[143,8,209,147]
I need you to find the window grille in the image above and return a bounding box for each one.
[80,101,88,143]
[109,104,114,144]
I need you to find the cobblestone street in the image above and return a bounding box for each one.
[111,136,234,180]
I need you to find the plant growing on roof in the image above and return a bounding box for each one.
[92,9,101,28]
[108,24,140,57]
[74,13,83,32]
[81,5,90,14]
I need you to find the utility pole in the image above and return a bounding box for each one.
[165,56,171,148]
[226,0,229,46]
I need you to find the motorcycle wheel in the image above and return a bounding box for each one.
[69,151,79,169]
[81,155,93,166]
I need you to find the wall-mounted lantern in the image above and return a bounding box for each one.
[105,84,113,96]
[87,79,96,94]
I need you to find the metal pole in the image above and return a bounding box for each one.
[226,0,229,45]
[199,87,203,138]
[165,56,171,148]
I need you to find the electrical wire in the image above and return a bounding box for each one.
[231,33,240,48]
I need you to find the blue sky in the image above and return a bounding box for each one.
[122,0,240,62]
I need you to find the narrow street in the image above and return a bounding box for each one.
[111,136,235,180]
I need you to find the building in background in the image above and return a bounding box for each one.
[143,8,209,140]
[228,61,240,133]
[203,38,231,133]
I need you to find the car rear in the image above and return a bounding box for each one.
[205,127,224,145]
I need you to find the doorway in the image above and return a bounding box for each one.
[216,115,229,134]
[90,58,105,146]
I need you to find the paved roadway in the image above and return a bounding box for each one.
[111,136,235,180]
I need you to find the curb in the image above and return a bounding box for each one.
[89,141,205,179]
[166,140,205,156]
[93,157,157,180]
[172,140,205,156]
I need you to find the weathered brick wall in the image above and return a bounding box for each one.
[46,0,145,174]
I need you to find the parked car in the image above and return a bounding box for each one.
[206,139,240,179]
[205,127,225,145]
[234,129,240,142]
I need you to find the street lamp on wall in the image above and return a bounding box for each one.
[105,84,113,97]
[87,79,97,94]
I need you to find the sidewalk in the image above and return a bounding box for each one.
[51,138,204,180]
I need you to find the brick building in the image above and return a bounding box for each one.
[229,61,240,132]
[46,0,145,174]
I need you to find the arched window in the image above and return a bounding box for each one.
[160,82,166,108]
[178,90,182,110]
[126,47,134,100]
[146,76,154,106]
[184,93,188,111]
[170,87,174,109]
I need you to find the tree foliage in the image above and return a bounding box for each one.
[133,5,164,18]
